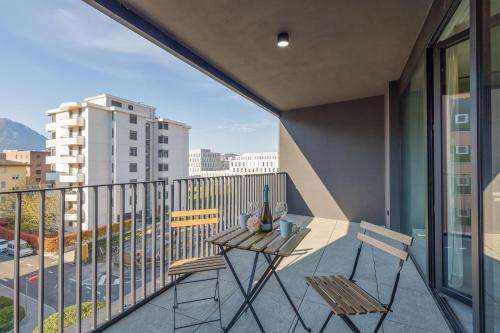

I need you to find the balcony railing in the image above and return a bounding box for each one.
[0,172,285,333]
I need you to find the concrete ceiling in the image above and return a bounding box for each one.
[119,0,432,111]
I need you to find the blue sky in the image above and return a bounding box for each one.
[0,1,278,154]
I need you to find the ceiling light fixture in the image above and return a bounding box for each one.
[277,32,289,48]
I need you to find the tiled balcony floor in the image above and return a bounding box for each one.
[102,215,451,333]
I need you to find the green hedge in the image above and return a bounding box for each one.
[33,301,105,333]
[0,297,26,333]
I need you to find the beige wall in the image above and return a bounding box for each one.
[2,150,50,184]
[279,96,385,223]
[0,164,26,191]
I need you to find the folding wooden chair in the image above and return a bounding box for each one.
[168,208,226,331]
[305,221,413,333]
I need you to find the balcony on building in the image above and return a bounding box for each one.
[59,173,84,183]
[59,117,85,128]
[3,1,497,333]
[58,136,85,146]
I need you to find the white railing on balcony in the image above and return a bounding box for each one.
[59,117,84,128]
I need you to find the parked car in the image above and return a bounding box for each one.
[6,240,34,257]
[0,239,7,253]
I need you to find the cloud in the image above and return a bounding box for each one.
[49,7,177,66]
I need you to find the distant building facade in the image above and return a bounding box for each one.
[0,160,27,191]
[189,149,278,177]
[228,152,278,175]
[46,94,190,230]
[1,150,50,184]
[189,149,225,176]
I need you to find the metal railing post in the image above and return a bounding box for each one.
[38,191,45,333]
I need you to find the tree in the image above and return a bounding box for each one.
[0,177,58,235]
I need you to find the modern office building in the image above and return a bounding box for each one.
[188,149,225,176]
[228,152,278,175]
[46,94,190,230]
[189,150,278,176]
[1,150,50,185]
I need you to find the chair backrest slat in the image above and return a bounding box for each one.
[171,217,219,228]
[360,221,413,246]
[357,233,409,261]
[171,208,218,218]
[170,208,219,229]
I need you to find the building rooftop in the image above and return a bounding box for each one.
[0,159,29,166]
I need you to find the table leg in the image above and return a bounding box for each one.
[263,253,311,331]
[244,252,260,313]
[219,245,266,333]
[229,254,283,329]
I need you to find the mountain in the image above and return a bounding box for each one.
[0,118,46,151]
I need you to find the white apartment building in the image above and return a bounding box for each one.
[228,152,278,175]
[188,149,226,176]
[46,94,190,230]
[189,150,278,177]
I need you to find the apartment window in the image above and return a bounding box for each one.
[455,145,470,155]
[129,163,137,172]
[158,135,168,144]
[158,149,168,158]
[35,170,41,175]
[130,115,137,124]
[456,175,471,186]
[51,132,56,139]
[130,147,137,156]
[455,113,469,124]
[112,145,114,156]
[159,123,168,130]
[111,128,114,138]
[158,163,168,172]
[111,100,122,108]
[112,163,114,173]
[112,112,114,121]
[128,104,134,110]
[130,130,137,140]
[457,208,471,218]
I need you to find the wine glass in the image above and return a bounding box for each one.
[247,201,259,216]
[275,202,288,221]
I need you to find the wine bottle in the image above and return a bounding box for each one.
[260,185,272,233]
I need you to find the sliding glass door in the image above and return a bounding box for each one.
[482,0,500,331]
[401,59,428,276]
[441,38,472,298]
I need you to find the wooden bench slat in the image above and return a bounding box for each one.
[324,277,371,314]
[360,221,413,245]
[277,228,311,257]
[238,232,268,249]
[250,231,280,251]
[315,277,357,314]
[263,225,300,254]
[171,208,219,217]
[168,264,226,275]
[336,276,387,313]
[212,228,248,245]
[227,230,255,247]
[357,233,409,261]
[305,277,344,315]
[168,255,226,275]
[170,256,224,268]
[205,225,239,243]
[171,217,219,228]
